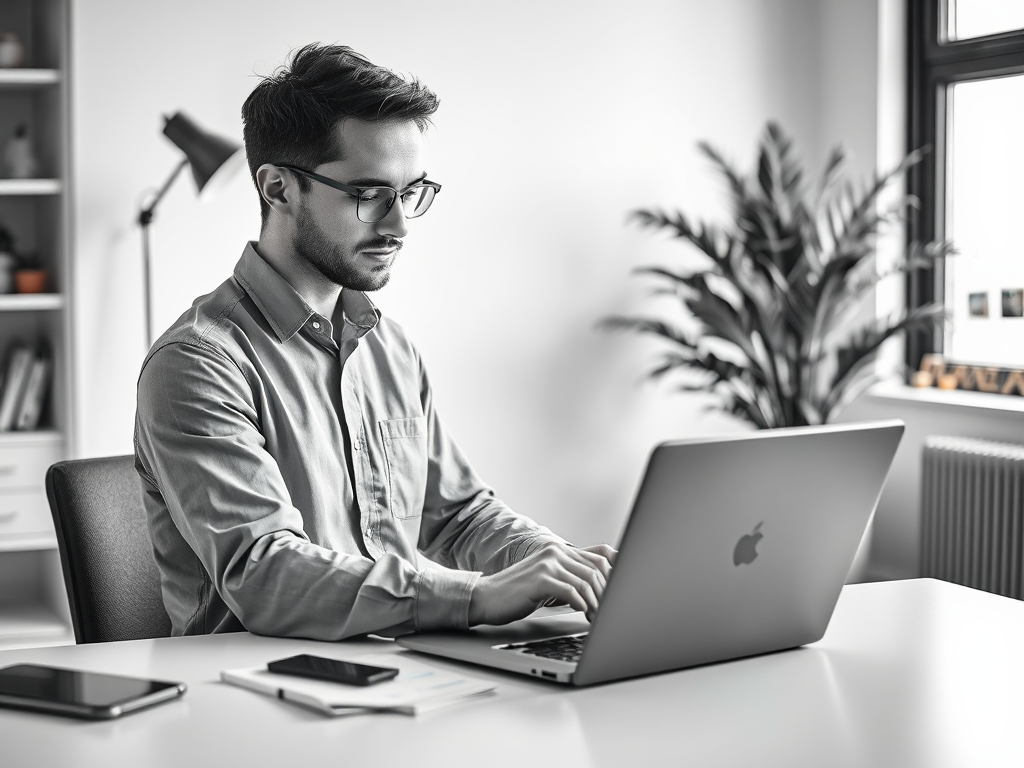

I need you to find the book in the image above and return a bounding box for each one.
[0,343,33,432]
[221,652,496,717]
[15,350,51,431]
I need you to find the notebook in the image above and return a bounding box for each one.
[221,652,495,716]
[397,420,904,686]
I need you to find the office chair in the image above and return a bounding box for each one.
[45,455,172,643]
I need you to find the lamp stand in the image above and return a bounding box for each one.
[138,158,189,347]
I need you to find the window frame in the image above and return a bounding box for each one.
[905,0,1024,372]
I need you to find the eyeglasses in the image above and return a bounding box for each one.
[277,163,441,223]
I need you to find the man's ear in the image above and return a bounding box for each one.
[255,164,295,216]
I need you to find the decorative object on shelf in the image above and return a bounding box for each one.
[0,252,14,294]
[1001,288,1023,318]
[3,123,39,179]
[917,353,1024,396]
[0,32,24,68]
[137,111,244,346]
[0,224,15,294]
[968,291,988,317]
[13,249,45,293]
[600,122,954,429]
[910,370,934,388]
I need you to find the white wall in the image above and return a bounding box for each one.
[70,0,880,547]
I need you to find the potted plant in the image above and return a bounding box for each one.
[14,248,46,294]
[601,122,953,429]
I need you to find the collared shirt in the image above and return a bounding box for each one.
[134,242,563,640]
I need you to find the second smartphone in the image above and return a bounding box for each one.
[266,654,399,686]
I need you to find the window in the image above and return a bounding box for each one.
[907,0,1024,371]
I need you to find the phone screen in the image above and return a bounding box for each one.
[0,664,183,710]
[267,654,399,685]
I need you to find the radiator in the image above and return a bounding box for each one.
[921,436,1024,599]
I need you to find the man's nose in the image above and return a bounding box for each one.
[375,197,409,239]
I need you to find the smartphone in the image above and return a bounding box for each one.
[0,663,186,719]
[266,654,399,686]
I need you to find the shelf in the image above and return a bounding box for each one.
[867,380,1024,414]
[0,603,70,648]
[0,294,63,311]
[0,69,60,88]
[0,533,56,552]
[0,179,62,195]
[0,430,63,447]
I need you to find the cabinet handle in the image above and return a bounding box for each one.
[0,466,14,477]
[0,511,17,524]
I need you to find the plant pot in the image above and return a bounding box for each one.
[14,269,46,294]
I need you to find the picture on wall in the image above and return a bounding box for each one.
[969,292,989,317]
[1001,288,1023,318]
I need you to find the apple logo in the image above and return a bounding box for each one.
[733,522,764,566]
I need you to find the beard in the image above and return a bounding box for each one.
[292,200,400,292]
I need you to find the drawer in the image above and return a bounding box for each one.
[0,491,53,537]
[0,441,64,492]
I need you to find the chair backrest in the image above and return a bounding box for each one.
[45,455,171,643]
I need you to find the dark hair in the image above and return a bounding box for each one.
[241,43,439,224]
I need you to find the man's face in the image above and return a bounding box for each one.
[291,119,427,292]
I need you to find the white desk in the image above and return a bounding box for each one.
[0,578,1021,768]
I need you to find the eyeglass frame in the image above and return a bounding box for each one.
[276,163,442,223]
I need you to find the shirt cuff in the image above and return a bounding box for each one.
[414,566,480,631]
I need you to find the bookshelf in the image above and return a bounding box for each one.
[0,0,74,648]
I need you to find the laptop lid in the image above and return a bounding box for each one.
[571,419,903,685]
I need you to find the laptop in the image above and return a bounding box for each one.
[397,420,904,686]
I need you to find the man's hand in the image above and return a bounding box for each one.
[468,543,617,626]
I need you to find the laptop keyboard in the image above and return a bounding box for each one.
[499,633,589,663]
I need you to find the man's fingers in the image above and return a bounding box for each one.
[546,578,590,616]
[583,543,618,565]
[566,548,613,580]
[549,548,606,597]
[574,544,617,569]
[543,558,601,618]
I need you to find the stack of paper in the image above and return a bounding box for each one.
[221,652,496,716]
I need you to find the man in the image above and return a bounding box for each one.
[134,43,615,640]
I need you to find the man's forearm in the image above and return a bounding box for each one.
[217,533,480,640]
[417,490,567,575]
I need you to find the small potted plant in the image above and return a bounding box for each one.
[14,249,46,294]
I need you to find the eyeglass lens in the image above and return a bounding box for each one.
[358,185,437,223]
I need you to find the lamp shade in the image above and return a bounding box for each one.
[162,112,242,192]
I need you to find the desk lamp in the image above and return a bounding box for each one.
[137,112,244,346]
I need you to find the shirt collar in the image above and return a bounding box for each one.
[233,242,380,343]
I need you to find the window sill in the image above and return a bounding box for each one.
[865,379,1024,414]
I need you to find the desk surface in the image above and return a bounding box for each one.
[0,578,1021,768]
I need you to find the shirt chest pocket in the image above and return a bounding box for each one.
[379,417,428,520]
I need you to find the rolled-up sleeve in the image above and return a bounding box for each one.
[135,340,478,640]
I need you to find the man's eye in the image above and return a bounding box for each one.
[359,191,383,202]
[400,188,421,202]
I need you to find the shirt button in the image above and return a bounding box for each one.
[365,526,372,538]
[312,321,321,330]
